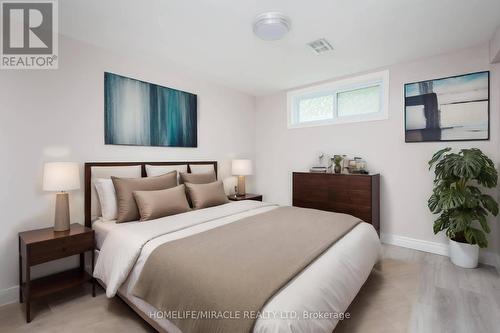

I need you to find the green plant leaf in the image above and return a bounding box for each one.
[451,209,473,231]
[480,194,499,216]
[475,211,490,234]
[463,187,480,208]
[476,163,498,188]
[450,149,482,179]
[433,213,450,234]
[428,147,451,170]
[428,193,441,213]
[464,227,488,248]
[466,186,481,195]
[439,187,465,210]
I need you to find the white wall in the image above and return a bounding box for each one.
[255,44,500,264]
[0,35,256,304]
[491,25,500,63]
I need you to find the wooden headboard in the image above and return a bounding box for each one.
[84,161,218,228]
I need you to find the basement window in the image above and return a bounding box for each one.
[287,70,389,128]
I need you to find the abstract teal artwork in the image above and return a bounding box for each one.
[104,72,197,147]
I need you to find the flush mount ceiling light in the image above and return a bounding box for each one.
[253,12,290,41]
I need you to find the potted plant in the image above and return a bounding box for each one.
[428,148,498,268]
[332,155,343,174]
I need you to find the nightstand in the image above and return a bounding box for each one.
[18,223,95,322]
[228,193,263,202]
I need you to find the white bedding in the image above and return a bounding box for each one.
[93,219,119,249]
[94,201,380,333]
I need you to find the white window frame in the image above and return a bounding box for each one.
[287,70,390,129]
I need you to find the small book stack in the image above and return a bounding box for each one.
[309,166,328,173]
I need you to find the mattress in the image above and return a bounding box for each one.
[94,201,380,332]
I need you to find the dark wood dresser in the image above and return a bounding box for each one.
[292,172,380,234]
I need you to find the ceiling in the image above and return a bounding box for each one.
[60,0,500,96]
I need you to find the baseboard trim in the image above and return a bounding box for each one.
[380,233,449,256]
[380,233,498,267]
[0,285,19,307]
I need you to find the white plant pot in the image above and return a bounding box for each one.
[449,239,479,268]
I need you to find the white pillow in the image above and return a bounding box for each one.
[145,164,188,180]
[94,178,118,221]
[90,165,141,221]
[189,164,215,174]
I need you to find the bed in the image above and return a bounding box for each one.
[85,161,380,333]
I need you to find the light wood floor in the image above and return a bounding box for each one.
[1,244,499,333]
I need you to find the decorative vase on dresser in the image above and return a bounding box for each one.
[292,172,380,235]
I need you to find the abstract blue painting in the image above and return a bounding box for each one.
[104,72,197,147]
[405,71,489,142]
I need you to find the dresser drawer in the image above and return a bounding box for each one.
[28,232,94,265]
[348,190,372,206]
[293,173,329,203]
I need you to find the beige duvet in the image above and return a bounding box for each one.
[133,206,361,333]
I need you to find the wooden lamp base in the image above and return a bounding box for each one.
[54,192,70,232]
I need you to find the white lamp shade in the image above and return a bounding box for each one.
[232,159,253,176]
[43,162,80,191]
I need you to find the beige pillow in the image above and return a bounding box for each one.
[179,172,216,184]
[112,171,177,223]
[133,185,190,222]
[185,181,229,210]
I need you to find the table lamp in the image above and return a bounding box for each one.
[43,162,80,232]
[232,159,252,196]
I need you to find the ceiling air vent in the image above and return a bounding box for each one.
[307,38,333,54]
